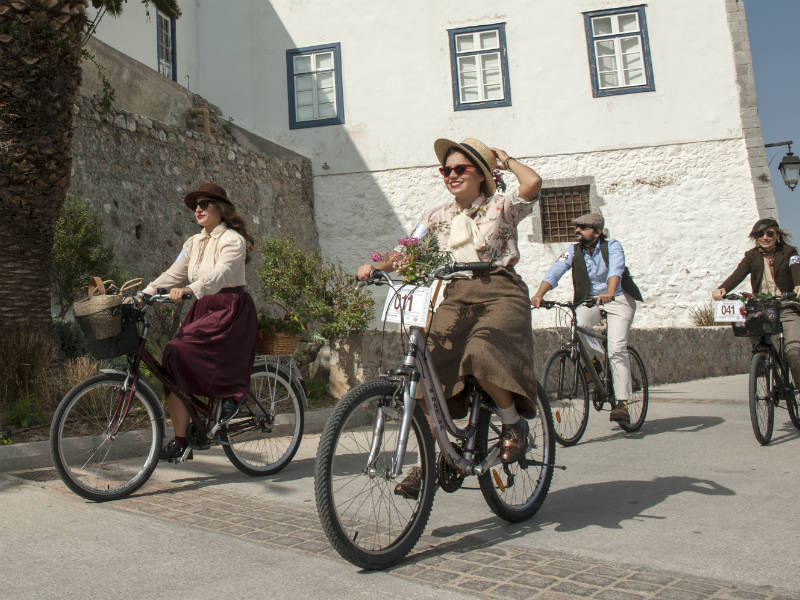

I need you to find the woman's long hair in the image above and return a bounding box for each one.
[215,202,256,263]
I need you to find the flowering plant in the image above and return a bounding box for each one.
[493,169,507,193]
[257,310,305,340]
[371,234,452,283]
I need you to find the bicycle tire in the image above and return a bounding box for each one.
[222,364,304,476]
[315,379,436,570]
[50,372,163,502]
[542,350,589,446]
[788,387,800,430]
[617,346,649,433]
[477,382,556,522]
[749,353,774,445]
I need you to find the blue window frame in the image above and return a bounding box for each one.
[156,11,176,82]
[286,43,345,129]
[448,23,511,111]
[584,5,655,97]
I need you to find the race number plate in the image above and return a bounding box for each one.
[713,300,745,322]
[381,285,433,327]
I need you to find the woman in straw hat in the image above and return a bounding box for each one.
[357,137,542,498]
[139,183,258,461]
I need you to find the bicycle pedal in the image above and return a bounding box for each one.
[173,447,194,463]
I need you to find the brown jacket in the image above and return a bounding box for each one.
[719,244,800,294]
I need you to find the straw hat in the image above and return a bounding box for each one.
[433,137,497,195]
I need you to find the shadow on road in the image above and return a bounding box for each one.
[417,476,734,562]
[578,415,724,445]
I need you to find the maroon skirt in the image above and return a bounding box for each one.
[162,286,257,399]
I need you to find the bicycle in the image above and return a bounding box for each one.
[314,262,557,570]
[538,299,648,446]
[721,292,800,444]
[50,289,305,502]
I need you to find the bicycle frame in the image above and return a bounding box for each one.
[112,303,271,447]
[561,304,612,402]
[369,326,501,481]
[753,332,793,402]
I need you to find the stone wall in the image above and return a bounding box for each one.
[67,39,316,301]
[318,327,752,400]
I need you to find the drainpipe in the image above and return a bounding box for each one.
[189,107,211,136]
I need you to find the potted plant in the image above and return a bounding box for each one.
[255,305,306,355]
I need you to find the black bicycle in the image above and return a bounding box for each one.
[538,299,648,446]
[724,292,800,444]
[50,290,305,502]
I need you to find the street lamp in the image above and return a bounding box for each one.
[765,141,800,191]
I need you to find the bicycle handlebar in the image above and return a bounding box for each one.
[535,298,597,310]
[358,261,494,287]
[723,291,797,302]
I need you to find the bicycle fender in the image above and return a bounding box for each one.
[100,368,167,423]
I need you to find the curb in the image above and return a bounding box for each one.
[0,407,334,474]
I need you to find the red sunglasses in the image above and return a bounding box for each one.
[439,164,475,177]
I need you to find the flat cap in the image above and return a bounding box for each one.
[570,213,604,230]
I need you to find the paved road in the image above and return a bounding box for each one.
[3,374,799,599]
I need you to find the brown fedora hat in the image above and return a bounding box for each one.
[184,182,234,210]
[433,137,497,196]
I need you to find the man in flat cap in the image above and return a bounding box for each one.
[531,213,642,422]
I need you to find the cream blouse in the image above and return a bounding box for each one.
[142,223,247,299]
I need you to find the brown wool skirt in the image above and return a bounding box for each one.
[427,267,538,418]
[162,286,257,399]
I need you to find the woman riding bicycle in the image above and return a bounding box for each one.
[712,217,800,384]
[357,137,542,496]
[139,182,258,460]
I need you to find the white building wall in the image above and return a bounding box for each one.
[87,0,771,327]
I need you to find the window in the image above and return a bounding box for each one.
[584,6,654,97]
[540,185,591,243]
[156,11,176,82]
[448,23,511,111]
[286,43,344,129]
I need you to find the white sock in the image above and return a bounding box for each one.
[498,404,520,425]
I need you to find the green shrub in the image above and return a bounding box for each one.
[52,318,87,359]
[3,394,47,429]
[51,196,125,318]
[259,237,374,342]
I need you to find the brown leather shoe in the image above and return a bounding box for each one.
[610,401,630,422]
[500,418,529,463]
[394,466,421,500]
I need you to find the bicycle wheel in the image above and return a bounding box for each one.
[222,364,304,476]
[50,373,163,502]
[749,353,774,445]
[618,347,649,433]
[477,382,556,522]
[315,379,436,570]
[542,350,589,445]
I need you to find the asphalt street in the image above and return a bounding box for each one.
[2,374,799,600]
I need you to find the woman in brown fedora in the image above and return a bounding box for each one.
[140,183,258,460]
[357,137,542,498]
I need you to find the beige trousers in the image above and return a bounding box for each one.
[780,308,800,385]
[576,292,637,401]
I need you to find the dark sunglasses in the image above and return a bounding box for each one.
[195,199,213,211]
[439,164,475,177]
[756,229,777,239]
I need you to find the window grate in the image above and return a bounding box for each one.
[540,185,591,243]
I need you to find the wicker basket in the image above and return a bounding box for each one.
[255,332,301,355]
[255,301,302,355]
